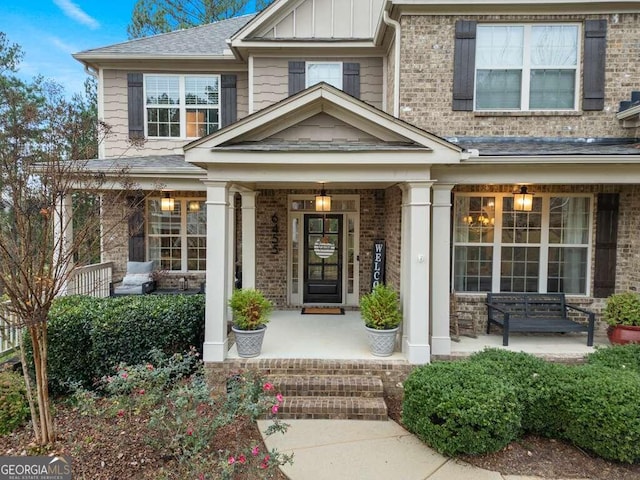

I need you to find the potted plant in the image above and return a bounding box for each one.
[603,292,640,344]
[228,288,273,357]
[360,283,402,356]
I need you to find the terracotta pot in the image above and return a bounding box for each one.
[607,325,640,345]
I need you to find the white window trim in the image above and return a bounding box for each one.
[146,198,207,273]
[143,74,221,140]
[453,193,593,296]
[305,61,343,89]
[474,23,581,112]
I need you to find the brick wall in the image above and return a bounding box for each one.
[397,13,640,139]
[383,186,403,290]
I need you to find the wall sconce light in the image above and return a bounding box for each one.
[513,186,534,212]
[315,188,331,212]
[187,201,200,212]
[161,191,175,212]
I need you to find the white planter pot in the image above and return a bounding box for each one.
[232,325,266,358]
[365,326,399,357]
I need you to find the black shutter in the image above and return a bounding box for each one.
[128,197,145,262]
[343,62,360,98]
[583,20,607,111]
[127,73,144,140]
[594,193,618,298]
[220,74,237,128]
[452,20,477,111]
[288,61,306,96]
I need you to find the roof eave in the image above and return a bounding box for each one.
[464,154,640,164]
[72,53,235,62]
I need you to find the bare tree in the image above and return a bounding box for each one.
[0,34,143,445]
[127,0,275,38]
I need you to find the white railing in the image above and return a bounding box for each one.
[0,302,21,355]
[68,262,114,298]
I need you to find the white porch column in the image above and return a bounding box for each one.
[53,193,74,296]
[240,191,257,289]
[203,181,229,362]
[401,182,433,364]
[227,191,237,319]
[431,184,455,355]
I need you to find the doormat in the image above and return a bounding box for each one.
[301,307,345,315]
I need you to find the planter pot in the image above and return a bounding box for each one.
[232,325,266,358]
[365,326,399,357]
[607,325,640,345]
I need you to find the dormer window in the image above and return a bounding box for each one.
[144,74,220,138]
[306,62,343,89]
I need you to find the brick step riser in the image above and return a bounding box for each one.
[277,397,388,421]
[269,376,384,398]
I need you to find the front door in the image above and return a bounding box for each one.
[304,215,342,303]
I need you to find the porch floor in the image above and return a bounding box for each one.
[226,310,610,362]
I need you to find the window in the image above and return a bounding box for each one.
[306,62,342,89]
[145,75,220,138]
[475,24,579,111]
[453,194,591,294]
[147,199,206,271]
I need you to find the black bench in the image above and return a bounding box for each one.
[486,293,595,346]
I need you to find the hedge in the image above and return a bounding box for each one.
[0,370,29,435]
[403,361,522,456]
[29,294,205,394]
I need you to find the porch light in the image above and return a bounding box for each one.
[187,200,200,212]
[513,186,534,212]
[161,191,175,212]
[315,188,331,212]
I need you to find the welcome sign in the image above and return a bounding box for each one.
[370,239,386,290]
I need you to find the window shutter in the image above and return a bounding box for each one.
[127,73,144,140]
[343,62,360,98]
[128,197,145,262]
[452,20,477,111]
[594,193,618,298]
[288,61,306,96]
[583,20,607,111]
[220,74,237,128]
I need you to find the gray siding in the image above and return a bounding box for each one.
[253,57,383,111]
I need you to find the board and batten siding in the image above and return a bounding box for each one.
[252,57,383,111]
[101,69,249,158]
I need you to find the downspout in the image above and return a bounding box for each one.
[83,64,98,79]
[383,11,401,118]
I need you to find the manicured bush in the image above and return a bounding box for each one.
[41,294,205,393]
[469,349,571,436]
[0,370,29,435]
[586,344,640,373]
[563,366,640,463]
[402,361,522,456]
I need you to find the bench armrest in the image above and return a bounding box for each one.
[142,280,156,294]
[486,302,509,315]
[565,304,593,316]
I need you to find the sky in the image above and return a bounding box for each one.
[0,0,259,97]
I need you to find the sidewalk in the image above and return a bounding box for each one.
[257,419,590,480]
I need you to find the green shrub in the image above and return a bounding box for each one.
[0,370,29,435]
[603,292,640,326]
[563,366,640,463]
[41,294,205,393]
[359,283,402,330]
[402,362,522,456]
[228,289,272,330]
[469,349,571,436]
[586,344,640,373]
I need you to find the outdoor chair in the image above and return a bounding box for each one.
[111,261,156,296]
[450,292,479,342]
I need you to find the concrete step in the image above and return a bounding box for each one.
[278,396,388,421]
[268,374,384,398]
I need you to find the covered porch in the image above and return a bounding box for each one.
[227,309,607,362]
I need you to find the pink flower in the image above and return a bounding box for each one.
[138,389,145,395]
[121,372,128,379]
[238,454,246,464]
[116,409,125,417]
[276,393,284,403]
[259,455,270,469]
[198,474,205,480]
[146,364,154,371]
[251,446,259,456]
[228,456,235,465]
[186,427,194,436]
[271,404,279,414]
[263,382,274,391]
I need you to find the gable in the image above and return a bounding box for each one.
[255,112,405,144]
